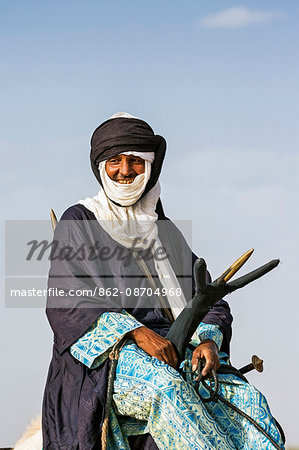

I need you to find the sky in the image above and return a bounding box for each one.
[0,0,298,447]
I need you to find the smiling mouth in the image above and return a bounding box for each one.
[116,178,135,184]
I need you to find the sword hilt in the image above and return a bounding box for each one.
[239,355,264,374]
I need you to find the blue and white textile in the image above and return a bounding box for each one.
[70,310,142,369]
[70,311,223,369]
[71,312,284,449]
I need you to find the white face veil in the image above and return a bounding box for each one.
[79,150,160,249]
[98,151,154,207]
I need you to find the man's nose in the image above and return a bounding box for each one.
[119,160,134,176]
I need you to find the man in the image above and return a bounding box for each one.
[42,113,284,449]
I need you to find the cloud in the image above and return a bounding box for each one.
[200,6,284,29]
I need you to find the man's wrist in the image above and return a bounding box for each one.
[126,326,145,341]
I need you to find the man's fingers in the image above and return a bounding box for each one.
[194,258,207,293]
[192,343,220,376]
[163,344,178,368]
[191,355,213,376]
[201,358,213,376]
[227,259,279,291]
[169,346,179,369]
[156,341,178,368]
[191,355,199,372]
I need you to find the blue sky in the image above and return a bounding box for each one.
[1,1,298,446]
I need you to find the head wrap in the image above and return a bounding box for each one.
[90,115,166,200]
[121,150,155,163]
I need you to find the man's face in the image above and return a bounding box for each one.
[105,154,145,184]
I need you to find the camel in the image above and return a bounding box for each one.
[12,416,42,450]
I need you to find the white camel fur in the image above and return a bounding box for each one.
[13,416,42,450]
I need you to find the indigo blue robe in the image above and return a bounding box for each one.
[42,203,232,449]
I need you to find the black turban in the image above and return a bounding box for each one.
[90,117,167,200]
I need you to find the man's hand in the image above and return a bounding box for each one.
[166,257,279,363]
[191,339,220,377]
[127,326,178,369]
